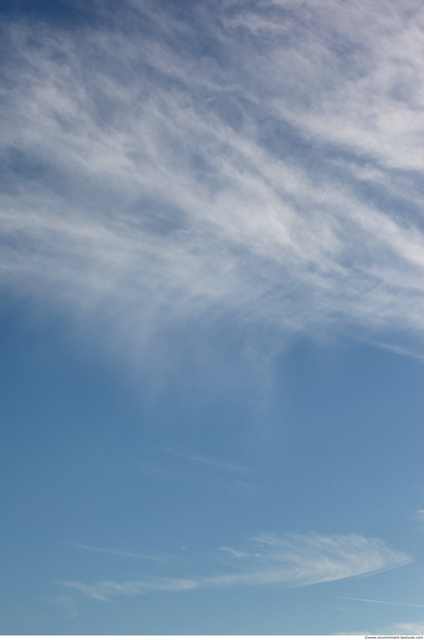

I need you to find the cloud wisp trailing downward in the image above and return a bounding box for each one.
[61,532,411,601]
[1,0,424,363]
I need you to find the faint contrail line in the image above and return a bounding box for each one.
[339,597,424,608]
[66,542,168,562]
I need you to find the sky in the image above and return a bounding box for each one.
[1,0,424,634]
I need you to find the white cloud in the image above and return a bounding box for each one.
[218,546,250,558]
[341,620,424,636]
[44,595,79,620]
[1,0,424,365]
[163,447,250,474]
[67,542,170,562]
[340,596,424,609]
[61,531,411,600]
[385,621,424,634]
[228,0,424,171]
[140,446,257,493]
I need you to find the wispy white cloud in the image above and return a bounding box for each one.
[384,621,424,634]
[336,596,424,635]
[61,531,411,601]
[363,340,424,360]
[218,546,250,558]
[1,0,424,366]
[163,447,249,474]
[340,620,424,636]
[339,596,424,609]
[60,577,200,602]
[67,542,170,562]
[139,446,257,493]
[44,595,79,620]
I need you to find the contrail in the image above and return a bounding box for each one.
[66,542,168,562]
[340,597,424,609]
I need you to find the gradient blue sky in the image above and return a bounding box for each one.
[1,0,424,634]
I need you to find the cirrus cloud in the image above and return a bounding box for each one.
[61,531,411,601]
[1,0,424,364]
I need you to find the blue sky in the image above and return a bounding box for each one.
[1,0,424,634]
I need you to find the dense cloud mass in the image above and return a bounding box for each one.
[1,0,424,360]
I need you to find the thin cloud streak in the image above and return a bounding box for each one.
[67,542,170,562]
[163,447,250,474]
[218,547,249,558]
[62,532,411,601]
[139,446,257,494]
[339,597,424,609]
